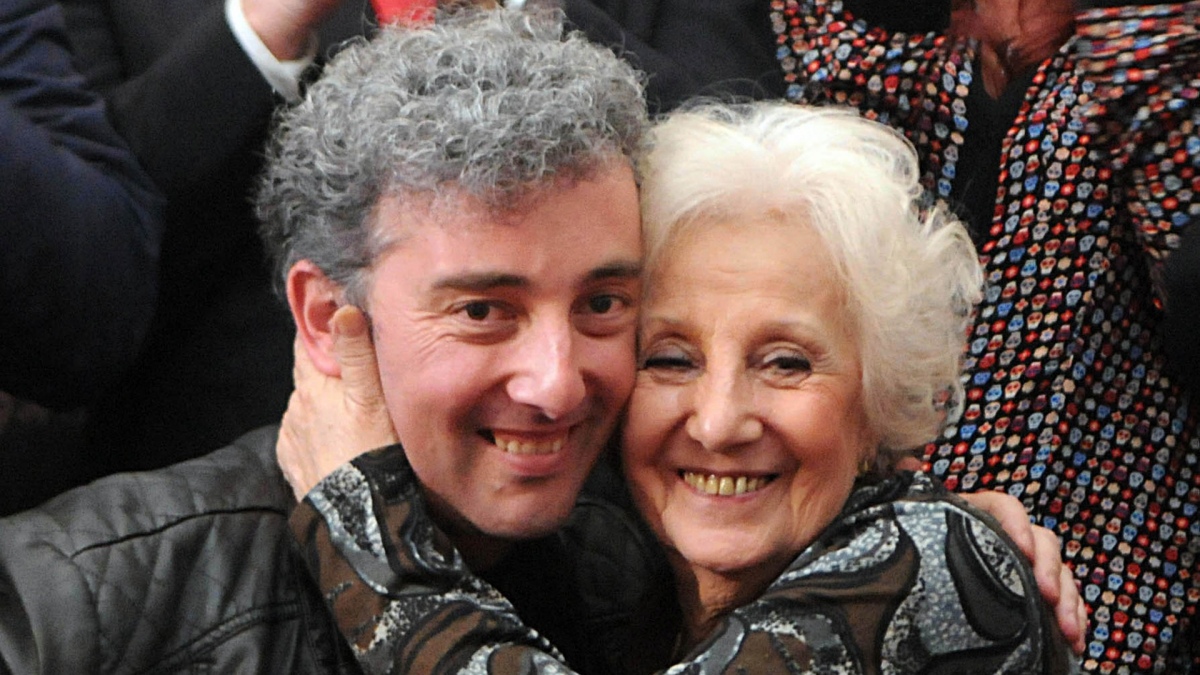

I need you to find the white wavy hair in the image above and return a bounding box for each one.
[637,102,983,466]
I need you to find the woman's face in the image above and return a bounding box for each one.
[622,217,876,582]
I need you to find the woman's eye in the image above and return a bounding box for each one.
[644,356,689,369]
[641,351,693,370]
[765,354,810,373]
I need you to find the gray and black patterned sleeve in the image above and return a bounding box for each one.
[293,452,1074,674]
[290,446,576,675]
[666,473,1078,674]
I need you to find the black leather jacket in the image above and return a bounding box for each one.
[0,426,360,674]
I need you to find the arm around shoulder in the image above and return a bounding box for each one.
[290,447,579,674]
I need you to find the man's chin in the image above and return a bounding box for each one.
[479,505,573,541]
[447,506,571,570]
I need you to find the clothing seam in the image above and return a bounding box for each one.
[70,507,287,558]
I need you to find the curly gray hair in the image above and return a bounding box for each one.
[257,7,647,303]
[638,102,983,467]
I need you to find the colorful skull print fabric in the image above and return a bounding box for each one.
[771,1,1199,671]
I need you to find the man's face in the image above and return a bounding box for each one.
[365,163,642,545]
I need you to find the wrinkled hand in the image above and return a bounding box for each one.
[960,490,1087,655]
[277,305,398,501]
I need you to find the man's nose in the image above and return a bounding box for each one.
[685,368,762,452]
[505,320,587,421]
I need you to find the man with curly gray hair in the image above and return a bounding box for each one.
[257,6,647,308]
[0,7,663,674]
[267,7,672,673]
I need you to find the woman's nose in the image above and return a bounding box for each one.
[684,369,763,452]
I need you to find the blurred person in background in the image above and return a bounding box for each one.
[0,0,162,514]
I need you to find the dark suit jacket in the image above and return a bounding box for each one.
[0,0,162,408]
[57,0,370,472]
[564,0,783,112]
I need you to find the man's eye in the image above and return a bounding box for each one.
[463,301,492,321]
[589,295,615,314]
[585,294,627,315]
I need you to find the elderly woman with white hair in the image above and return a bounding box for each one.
[283,100,1079,673]
[616,101,1074,672]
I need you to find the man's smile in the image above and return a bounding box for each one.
[487,430,570,456]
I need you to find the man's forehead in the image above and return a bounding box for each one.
[369,164,641,244]
[364,163,643,298]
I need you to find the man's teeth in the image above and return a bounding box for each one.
[682,472,769,496]
[494,436,566,455]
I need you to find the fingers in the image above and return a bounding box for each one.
[330,305,382,408]
[279,334,322,500]
[1029,525,1063,606]
[1058,559,1087,655]
[1031,525,1087,654]
[277,396,312,502]
[963,490,1037,564]
[1029,525,1088,654]
[330,304,398,450]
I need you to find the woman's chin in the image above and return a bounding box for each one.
[669,530,785,581]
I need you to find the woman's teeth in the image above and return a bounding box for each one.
[682,472,770,496]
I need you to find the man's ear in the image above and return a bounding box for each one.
[287,260,346,376]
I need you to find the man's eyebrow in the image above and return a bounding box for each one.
[431,272,528,292]
[587,260,642,281]
[430,261,641,292]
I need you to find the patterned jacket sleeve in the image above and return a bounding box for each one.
[778,0,970,113]
[289,446,581,675]
[773,0,974,203]
[1072,2,1199,312]
[780,0,1199,312]
[663,474,1079,675]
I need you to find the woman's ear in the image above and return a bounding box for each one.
[286,260,345,376]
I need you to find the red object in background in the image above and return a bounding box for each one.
[371,0,436,24]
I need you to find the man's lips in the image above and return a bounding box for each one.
[680,471,777,496]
